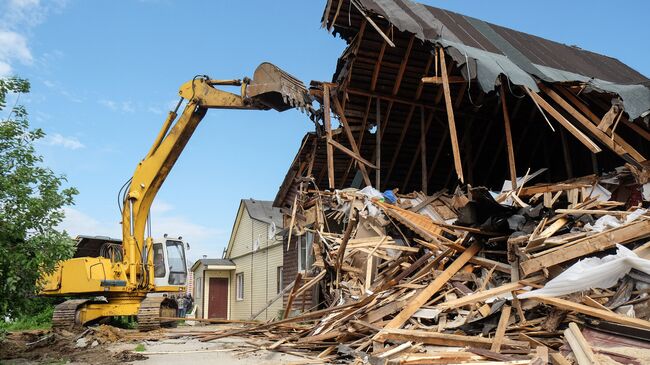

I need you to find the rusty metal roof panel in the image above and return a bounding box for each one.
[351,0,650,118]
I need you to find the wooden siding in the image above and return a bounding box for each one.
[227,205,284,320]
[282,234,317,313]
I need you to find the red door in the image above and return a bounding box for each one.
[208,278,228,318]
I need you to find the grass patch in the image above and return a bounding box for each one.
[0,305,53,332]
[134,343,146,352]
[109,315,138,329]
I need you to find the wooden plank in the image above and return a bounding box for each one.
[582,296,613,312]
[420,107,428,194]
[491,305,512,353]
[385,54,434,184]
[564,328,591,365]
[520,219,650,276]
[293,270,326,298]
[500,80,518,190]
[282,272,303,319]
[525,87,602,153]
[379,328,527,348]
[350,0,395,48]
[392,34,415,95]
[331,95,372,187]
[568,322,597,364]
[532,296,650,330]
[439,47,464,183]
[437,280,536,310]
[540,84,646,163]
[379,242,481,332]
[328,135,378,169]
[376,98,381,189]
[323,84,335,189]
[421,76,466,84]
[550,352,572,365]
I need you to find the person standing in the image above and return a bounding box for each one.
[177,295,187,318]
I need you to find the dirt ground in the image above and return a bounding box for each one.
[0,324,311,365]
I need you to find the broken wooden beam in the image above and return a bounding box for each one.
[520,219,650,276]
[378,242,481,334]
[439,47,464,183]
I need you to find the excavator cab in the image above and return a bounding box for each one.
[152,238,188,287]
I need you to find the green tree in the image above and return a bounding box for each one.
[0,77,78,318]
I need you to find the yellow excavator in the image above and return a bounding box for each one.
[39,63,313,330]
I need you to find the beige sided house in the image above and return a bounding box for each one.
[191,199,284,321]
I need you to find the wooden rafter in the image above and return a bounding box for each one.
[401,111,435,191]
[543,85,646,163]
[385,53,434,184]
[439,47,464,183]
[524,87,602,154]
[500,79,518,190]
[331,94,373,186]
[323,84,335,189]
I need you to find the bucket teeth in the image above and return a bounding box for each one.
[247,62,312,114]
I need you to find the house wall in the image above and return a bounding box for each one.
[192,265,205,319]
[227,207,284,320]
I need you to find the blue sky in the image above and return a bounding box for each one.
[1,0,648,262]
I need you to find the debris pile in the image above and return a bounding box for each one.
[189,166,650,364]
[0,325,151,364]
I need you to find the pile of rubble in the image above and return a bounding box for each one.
[185,165,650,364]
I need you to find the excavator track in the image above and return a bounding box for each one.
[52,299,89,329]
[137,296,177,331]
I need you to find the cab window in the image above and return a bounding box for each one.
[166,240,187,285]
[153,243,166,278]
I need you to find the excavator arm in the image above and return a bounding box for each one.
[121,63,312,290]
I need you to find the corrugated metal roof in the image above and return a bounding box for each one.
[351,0,650,119]
[357,0,648,85]
[242,199,283,227]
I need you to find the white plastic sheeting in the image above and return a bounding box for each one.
[584,208,648,232]
[519,244,650,299]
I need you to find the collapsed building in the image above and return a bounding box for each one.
[176,1,650,363]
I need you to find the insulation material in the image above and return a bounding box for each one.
[519,245,650,299]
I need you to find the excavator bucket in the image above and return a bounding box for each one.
[247,62,312,112]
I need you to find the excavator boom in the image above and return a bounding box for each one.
[39,62,313,330]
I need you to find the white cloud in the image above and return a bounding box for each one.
[100,99,135,113]
[151,199,174,214]
[58,207,121,238]
[42,79,83,103]
[43,133,85,150]
[59,203,224,261]
[0,0,67,76]
[0,61,11,77]
[0,30,32,76]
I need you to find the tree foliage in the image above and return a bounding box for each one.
[0,77,78,318]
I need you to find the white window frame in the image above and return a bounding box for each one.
[298,232,314,272]
[236,272,244,301]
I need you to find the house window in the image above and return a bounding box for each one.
[276,266,283,294]
[236,273,244,300]
[298,232,314,272]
